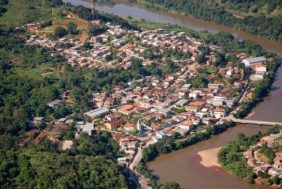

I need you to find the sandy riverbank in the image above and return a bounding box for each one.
[198,147,222,168]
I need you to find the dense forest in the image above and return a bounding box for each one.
[132,0,282,41]
[0,132,131,189]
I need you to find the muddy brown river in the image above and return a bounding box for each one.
[65,1,282,188]
[147,125,269,189]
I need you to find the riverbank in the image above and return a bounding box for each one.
[130,0,282,42]
[147,125,269,189]
[137,122,236,188]
[198,147,222,168]
[218,126,282,188]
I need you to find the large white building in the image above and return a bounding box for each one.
[84,107,110,119]
[242,56,266,67]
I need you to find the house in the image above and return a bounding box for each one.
[182,84,191,90]
[189,91,199,99]
[105,120,125,131]
[119,136,138,146]
[118,104,136,116]
[214,108,226,119]
[82,122,94,135]
[242,56,266,67]
[178,119,193,130]
[196,111,207,119]
[186,100,205,112]
[33,117,45,126]
[47,99,62,108]
[254,64,267,74]
[84,107,110,119]
[123,122,137,132]
[151,124,161,131]
[106,113,121,122]
[152,132,168,142]
[210,96,225,106]
[268,168,282,178]
[117,157,129,166]
[274,153,282,169]
[250,74,264,81]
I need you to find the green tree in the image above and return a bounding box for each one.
[160,181,181,189]
[54,26,68,38]
[67,22,78,35]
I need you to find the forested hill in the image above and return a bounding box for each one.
[133,0,282,42]
[0,1,132,188]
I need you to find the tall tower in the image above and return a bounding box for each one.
[91,0,96,19]
[137,119,142,131]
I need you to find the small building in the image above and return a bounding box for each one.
[33,117,45,126]
[123,122,137,132]
[118,104,136,116]
[242,56,266,67]
[106,113,121,122]
[210,96,225,107]
[105,120,125,131]
[84,107,110,119]
[47,99,62,108]
[82,122,94,135]
[214,108,226,119]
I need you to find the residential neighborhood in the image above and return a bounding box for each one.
[244,131,282,181]
[21,14,273,189]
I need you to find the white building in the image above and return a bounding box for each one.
[242,56,266,67]
[82,122,94,135]
[84,107,110,119]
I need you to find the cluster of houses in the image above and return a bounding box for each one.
[244,131,282,180]
[23,17,272,188]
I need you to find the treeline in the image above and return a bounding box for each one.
[0,132,131,189]
[137,122,235,187]
[0,0,8,16]
[218,125,282,185]
[132,0,282,41]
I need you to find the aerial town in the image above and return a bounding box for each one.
[21,14,273,188]
[244,131,282,182]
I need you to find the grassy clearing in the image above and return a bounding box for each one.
[0,0,52,27]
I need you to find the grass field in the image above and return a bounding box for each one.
[0,0,52,28]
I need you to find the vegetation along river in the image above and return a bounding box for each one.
[65,0,282,188]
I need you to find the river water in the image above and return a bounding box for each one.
[147,125,269,189]
[64,1,282,188]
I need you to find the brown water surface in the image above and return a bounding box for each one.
[147,125,269,189]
